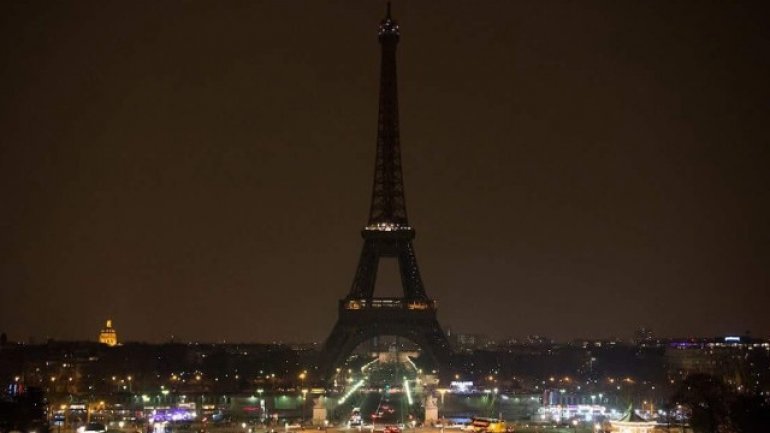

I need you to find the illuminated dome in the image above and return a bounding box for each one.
[99,319,118,346]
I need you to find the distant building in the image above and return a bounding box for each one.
[98,320,118,346]
[449,332,497,352]
[609,406,657,433]
[633,327,655,345]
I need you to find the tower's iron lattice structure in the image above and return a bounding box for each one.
[318,6,452,380]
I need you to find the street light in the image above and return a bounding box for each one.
[301,389,309,423]
[438,389,447,405]
[438,389,448,428]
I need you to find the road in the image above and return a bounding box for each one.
[339,389,414,428]
[334,357,420,429]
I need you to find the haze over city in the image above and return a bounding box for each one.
[1,1,768,344]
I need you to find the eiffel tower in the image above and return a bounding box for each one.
[318,5,452,380]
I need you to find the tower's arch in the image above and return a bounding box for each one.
[319,303,452,379]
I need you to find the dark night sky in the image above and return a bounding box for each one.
[1,1,769,344]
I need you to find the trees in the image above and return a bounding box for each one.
[729,393,770,433]
[671,373,770,433]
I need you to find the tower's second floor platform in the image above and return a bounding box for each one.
[337,297,438,323]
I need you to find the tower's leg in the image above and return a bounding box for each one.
[397,241,427,300]
[349,239,379,299]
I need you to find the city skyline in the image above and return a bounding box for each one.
[1,1,768,344]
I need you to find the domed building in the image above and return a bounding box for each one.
[98,319,118,346]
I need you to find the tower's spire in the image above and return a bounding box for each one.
[368,2,407,229]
